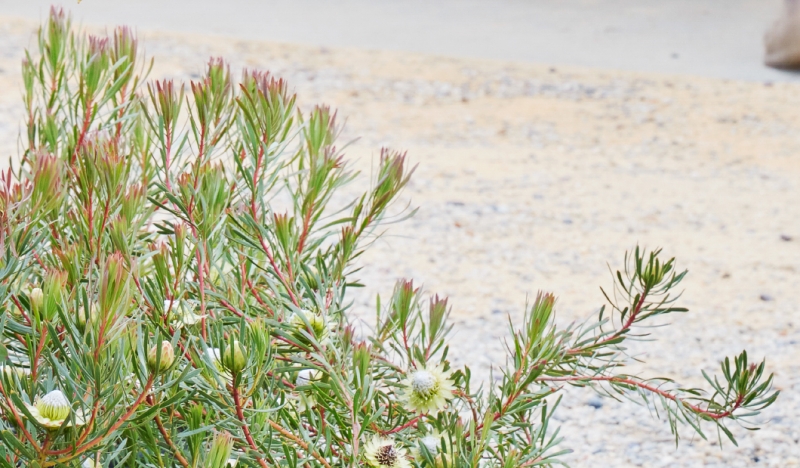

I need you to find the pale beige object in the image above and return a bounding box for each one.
[765,0,800,68]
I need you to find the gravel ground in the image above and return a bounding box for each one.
[0,16,799,467]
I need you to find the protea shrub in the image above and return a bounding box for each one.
[0,7,778,468]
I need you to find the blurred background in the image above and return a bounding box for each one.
[0,1,799,467]
[3,0,800,81]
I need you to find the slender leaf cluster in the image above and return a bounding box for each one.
[0,8,778,468]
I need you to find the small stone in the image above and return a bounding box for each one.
[760,294,774,302]
[587,396,603,409]
[780,234,793,242]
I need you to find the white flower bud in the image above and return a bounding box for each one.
[77,303,99,329]
[220,340,246,373]
[30,288,44,311]
[36,389,71,422]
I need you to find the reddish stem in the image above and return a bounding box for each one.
[10,295,31,326]
[258,236,298,306]
[69,100,93,165]
[95,197,111,255]
[296,203,314,255]
[267,419,332,468]
[537,375,743,420]
[382,415,421,435]
[0,380,41,451]
[30,327,48,383]
[48,376,155,458]
[568,288,649,355]
[232,382,270,468]
[154,412,191,468]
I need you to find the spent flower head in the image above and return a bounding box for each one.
[364,436,412,468]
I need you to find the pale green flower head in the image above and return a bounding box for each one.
[220,340,247,373]
[24,389,86,430]
[401,364,455,414]
[291,309,331,341]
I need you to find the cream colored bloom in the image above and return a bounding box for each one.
[24,389,86,430]
[206,348,230,379]
[400,364,455,414]
[364,436,412,468]
[208,347,223,369]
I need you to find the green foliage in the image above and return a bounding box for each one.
[0,7,777,468]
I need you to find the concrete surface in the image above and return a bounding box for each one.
[1,0,799,81]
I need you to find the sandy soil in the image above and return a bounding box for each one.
[0,15,799,467]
